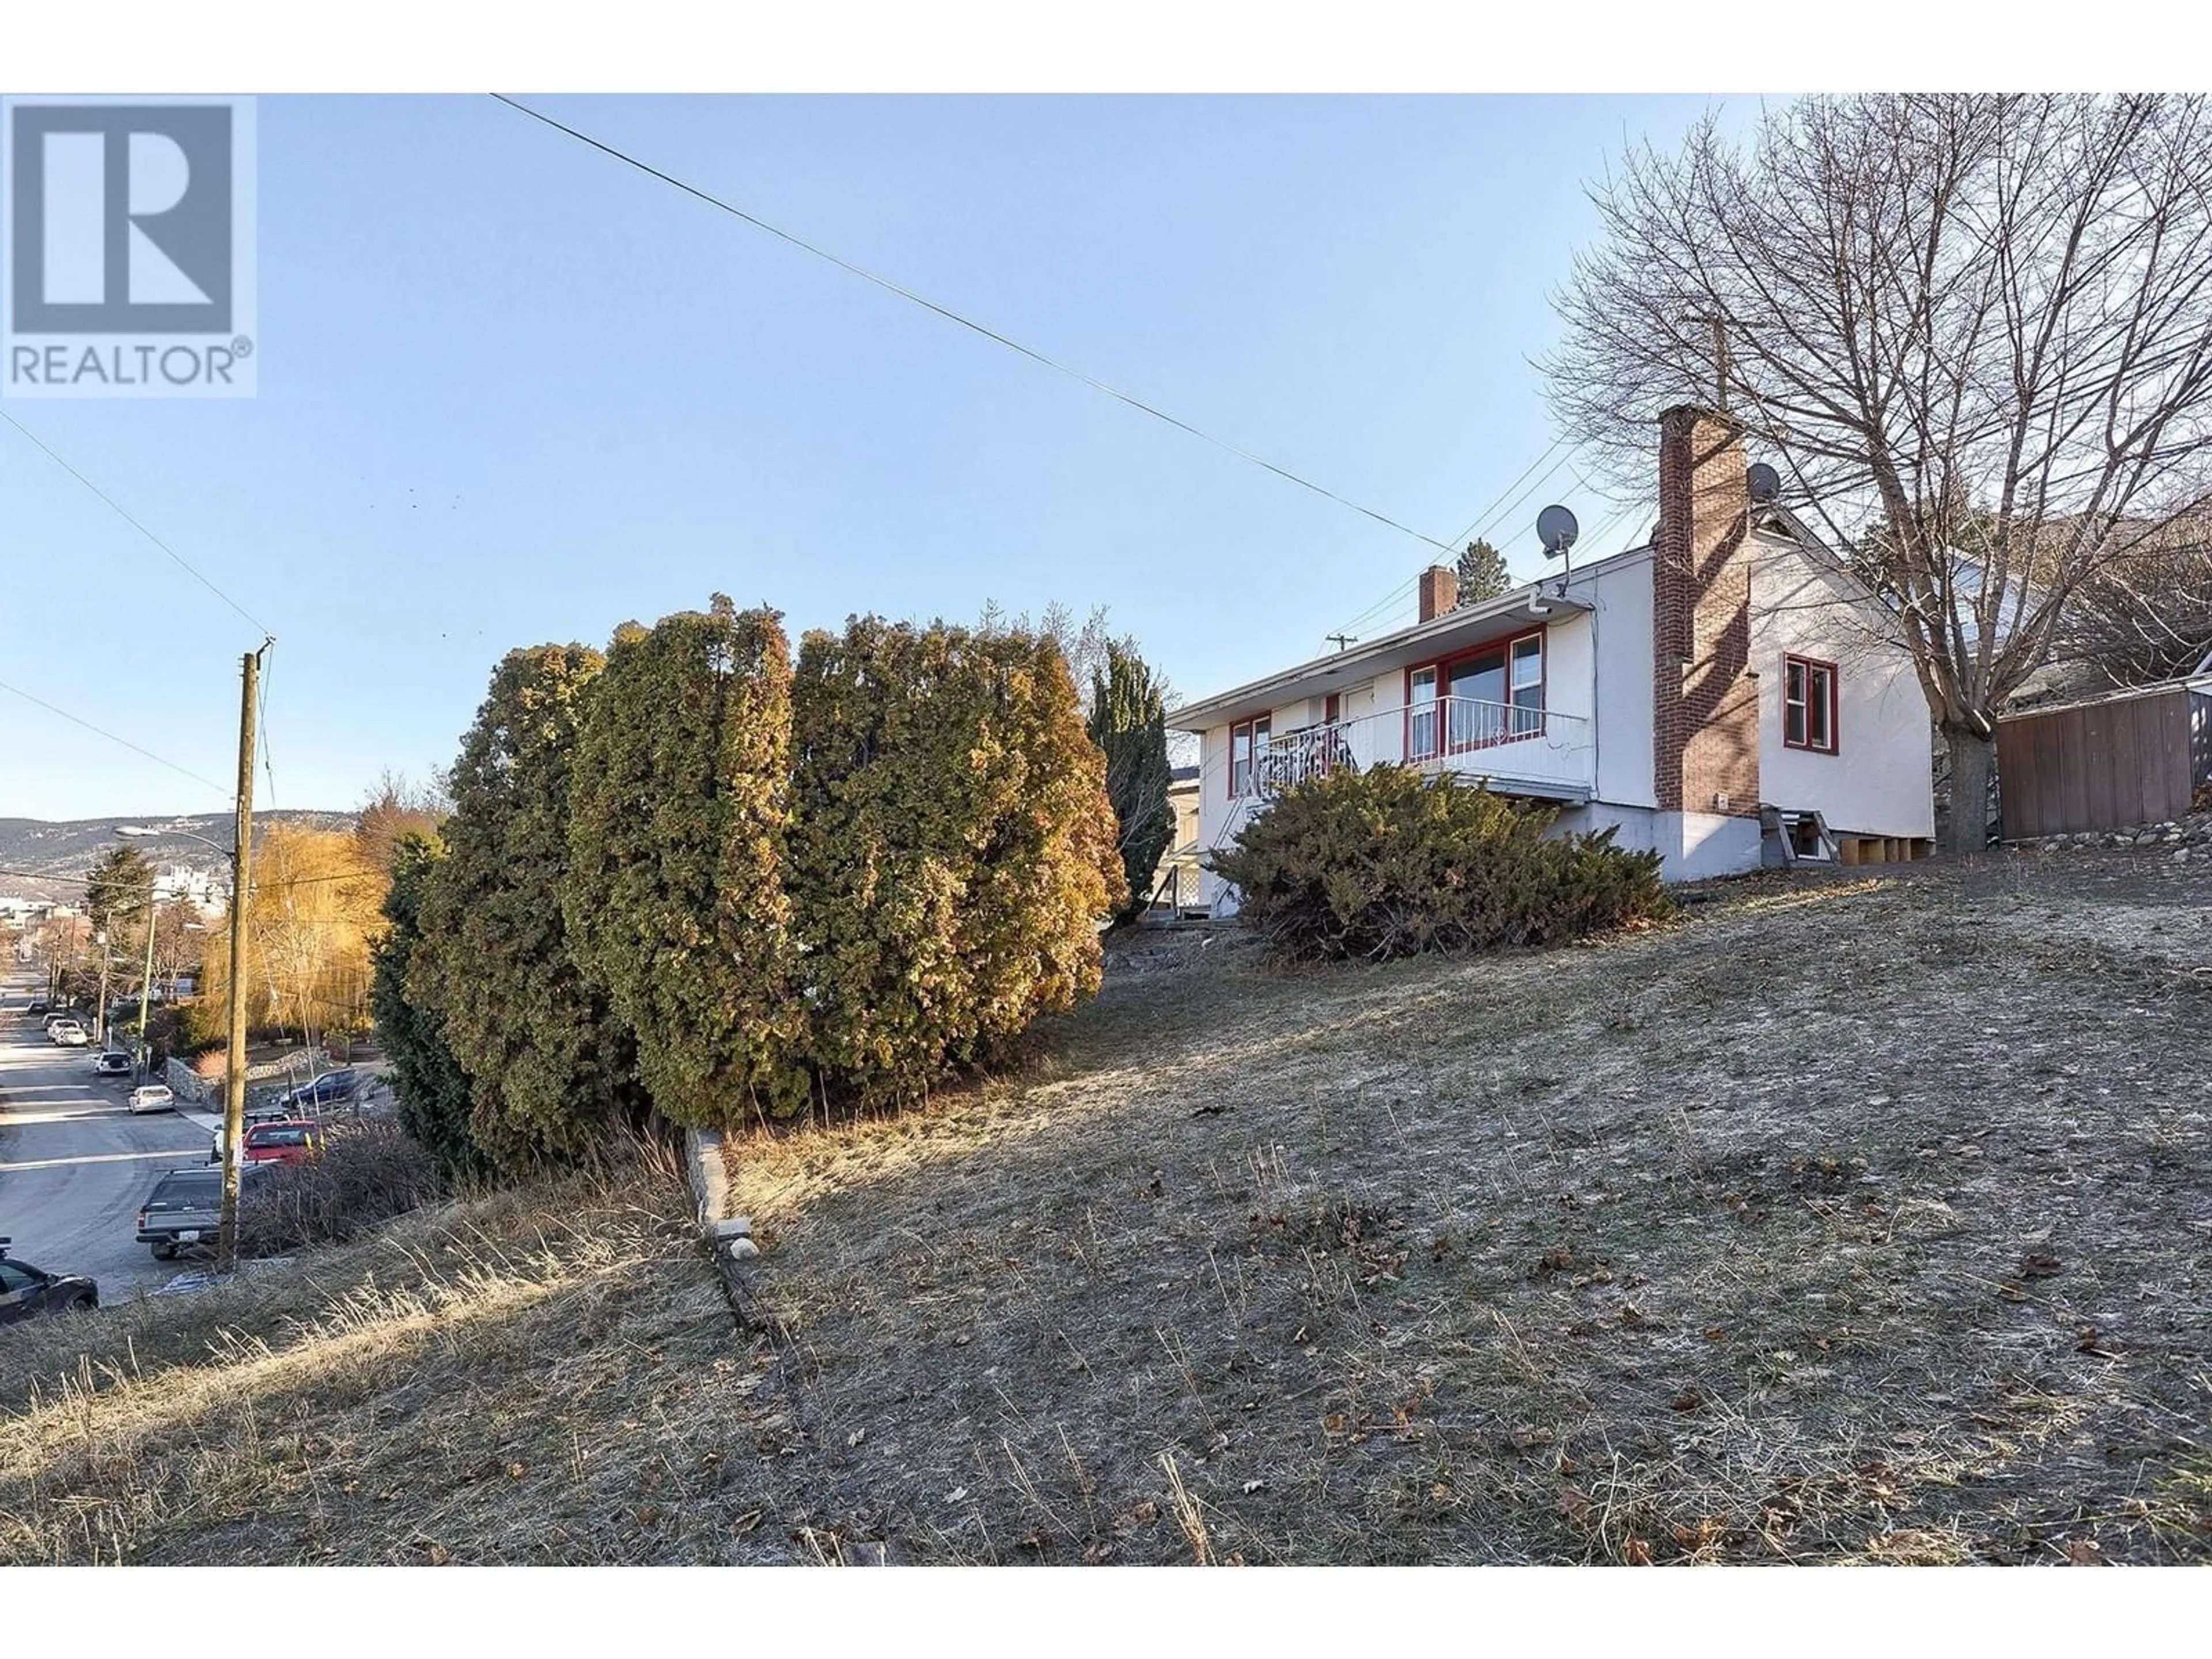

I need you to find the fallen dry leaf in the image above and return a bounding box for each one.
[2020,1252,2065,1279]
[2064,1537,2107,1566]
[1623,1536,1654,1565]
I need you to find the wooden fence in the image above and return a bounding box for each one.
[1996,683,2201,838]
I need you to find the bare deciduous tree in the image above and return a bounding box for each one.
[1547,95,2212,849]
[2052,510,2212,690]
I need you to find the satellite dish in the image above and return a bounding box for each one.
[1747,461,1781,505]
[1536,504,1579,558]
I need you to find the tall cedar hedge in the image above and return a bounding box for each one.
[370,830,486,1181]
[1207,767,1670,961]
[562,600,811,1127]
[385,609,1125,1164]
[788,617,1125,1108]
[1088,641,1176,925]
[408,644,645,1171]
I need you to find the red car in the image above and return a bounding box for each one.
[241,1120,322,1166]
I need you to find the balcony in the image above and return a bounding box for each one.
[1245,696,1594,802]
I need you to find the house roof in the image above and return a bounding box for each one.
[1167,561,1630,732]
[1165,499,1869,734]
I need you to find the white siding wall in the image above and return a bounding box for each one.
[1573,552,1657,809]
[1750,536,1934,840]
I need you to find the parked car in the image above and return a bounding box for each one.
[275,1069,362,1113]
[135,1166,257,1259]
[49,1020,89,1047]
[241,1119,321,1166]
[126,1083,176,1115]
[25,999,51,1017]
[41,1011,81,1032]
[0,1237,99,1321]
[91,1051,133,1076]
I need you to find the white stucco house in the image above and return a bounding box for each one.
[1171,407,1936,911]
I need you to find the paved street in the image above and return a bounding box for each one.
[0,976,215,1300]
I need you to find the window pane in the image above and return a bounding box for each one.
[1450,651,1506,707]
[1808,668,1831,749]
[1785,698,1806,747]
[1510,636,1542,688]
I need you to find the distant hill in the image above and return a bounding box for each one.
[0,812,355,897]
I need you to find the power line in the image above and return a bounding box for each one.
[1446,435,1573,551]
[1466,444,1585,549]
[0,677,235,799]
[1336,574,1420,634]
[1331,438,1585,641]
[491,94,1457,559]
[0,863,378,895]
[0,409,275,639]
[256,643,279,809]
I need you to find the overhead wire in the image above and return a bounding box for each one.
[1447,435,1574,550]
[1465,444,1586,549]
[0,409,275,640]
[0,677,235,800]
[0,862,372,891]
[490,93,1460,559]
[1331,438,1586,641]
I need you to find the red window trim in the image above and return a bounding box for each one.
[1402,626,1547,760]
[1782,653,1840,755]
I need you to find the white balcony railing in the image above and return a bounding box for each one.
[1247,696,1593,798]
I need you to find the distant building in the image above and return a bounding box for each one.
[153,863,226,909]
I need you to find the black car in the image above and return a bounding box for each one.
[276,1069,362,1112]
[24,1000,51,1017]
[0,1237,99,1322]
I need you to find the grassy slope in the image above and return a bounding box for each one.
[3,854,2209,1564]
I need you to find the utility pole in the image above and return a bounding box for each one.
[1326,633,1358,653]
[94,931,110,1047]
[134,894,160,1081]
[216,647,260,1277]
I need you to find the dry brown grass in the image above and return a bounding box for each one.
[5,850,2211,1564]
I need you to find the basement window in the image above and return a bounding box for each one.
[1783,655,1838,754]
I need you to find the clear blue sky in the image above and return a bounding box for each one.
[0,94,1733,821]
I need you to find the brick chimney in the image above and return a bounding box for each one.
[1417,564,1458,623]
[1652,406,1759,818]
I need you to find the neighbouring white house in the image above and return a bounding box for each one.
[1171,407,1937,912]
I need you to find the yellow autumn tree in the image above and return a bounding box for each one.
[196,823,388,1050]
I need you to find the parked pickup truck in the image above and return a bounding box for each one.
[135,1166,258,1260]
